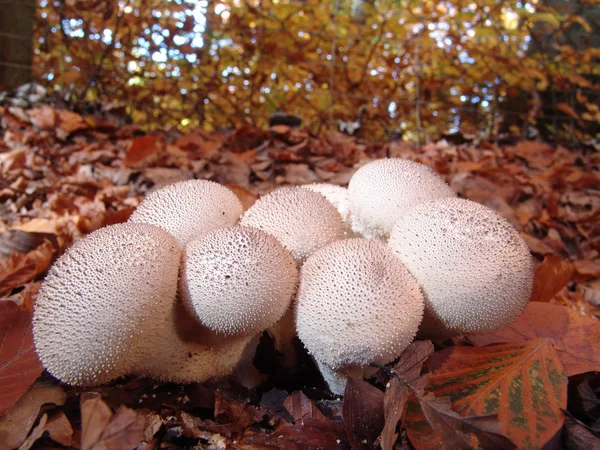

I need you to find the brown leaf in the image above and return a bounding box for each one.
[574,259,600,279]
[556,102,581,121]
[124,135,162,167]
[0,385,66,449]
[214,389,268,435]
[17,281,41,312]
[284,391,326,423]
[19,412,48,450]
[342,378,385,450]
[530,255,575,303]
[57,110,88,135]
[380,341,434,450]
[0,240,55,297]
[44,410,74,446]
[0,302,44,416]
[18,411,73,450]
[81,394,146,450]
[27,105,57,130]
[563,416,600,450]
[233,418,350,450]
[413,395,515,450]
[468,302,600,376]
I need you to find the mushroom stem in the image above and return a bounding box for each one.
[315,360,376,396]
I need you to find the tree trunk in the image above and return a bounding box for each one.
[0,0,36,91]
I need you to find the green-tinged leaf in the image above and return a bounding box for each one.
[406,339,567,450]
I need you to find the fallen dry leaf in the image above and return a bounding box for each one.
[0,384,66,449]
[80,394,146,450]
[284,390,326,423]
[233,417,350,450]
[530,255,576,303]
[380,341,434,450]
[407,339,565,449]
[343,377,385,450]
[0,240,55,297]
[124,135,162,167]
[0,302,44,416]
[468,302,600,376]
[214,388,268,435]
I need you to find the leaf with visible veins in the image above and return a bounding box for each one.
[0,302,44,415]
[468,302,600,376]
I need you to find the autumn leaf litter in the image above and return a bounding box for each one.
[0,104,599,449]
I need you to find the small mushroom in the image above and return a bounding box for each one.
[33,223,182,386]
[180,226,298,336]
[239,186,343,264]
[129,179,243,246]
[295,238,424,395]
[388,197,535,339]
[348,158,456,240]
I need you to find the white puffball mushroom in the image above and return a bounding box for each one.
[33,223,182,386]
[348,158,456,240]
[302,183,356,238]
[180,226,299,336]
[239,186,344,264]
[129,179,243,246]
[388,197,535,339]
[302,183,351,224]
[295,238,424,395]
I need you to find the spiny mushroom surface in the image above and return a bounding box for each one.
[239,186,344,263]
[302,183,351,224]
[129,179,243,246]
[348,158,455,240]
[388,197,535,339]
[295,238,424,393]
[180,226,298,336]
[33,222,181,386]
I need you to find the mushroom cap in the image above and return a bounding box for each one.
[388,197,535,338]
[302,183,351,224]
[348,158,456,240]
[295,238,424,369]
[129,179,243,246]
[33,223,181,386]
[180,226,298,336]
[239,187,344,263]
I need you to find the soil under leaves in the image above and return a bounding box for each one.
[0,104,599,450]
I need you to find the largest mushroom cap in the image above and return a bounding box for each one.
[33,223,181,386]
[129,179,243,246]
[295,238,424,369]
[388,197,535,338]
[348,158,456,240]
[239,187,344,264]
[180,226,298,336]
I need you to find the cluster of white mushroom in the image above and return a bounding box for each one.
[33,158,535,394]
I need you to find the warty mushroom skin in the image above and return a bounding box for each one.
[180,226,299,336]
[239,186,344,264]
[33,222,182,386]
[129,179,243,247]
[302,183,356,238]
[348,158,456,240]
[388,197,535,339]
[295,238,424,394]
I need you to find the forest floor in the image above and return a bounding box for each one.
[0,103,599,450]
